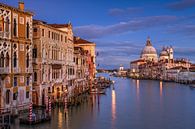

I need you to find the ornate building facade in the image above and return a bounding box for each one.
[0,2,33,114]
[0,2,96,114]
[32,20,74,105]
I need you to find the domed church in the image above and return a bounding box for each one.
[159,46,174,62]
[140,37,158,62]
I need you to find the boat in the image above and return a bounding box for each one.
[90,88,106,94]
[20,116,51,125]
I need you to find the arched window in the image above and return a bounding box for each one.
[0,16,4,32]
[6,90,10,104]
[0,52,4,67]
[5,17,9,32]
[5,52,9,67]
[13,52,17,67]
[26,53,29,68]
[13,18,17,36]
[34,72,37,82]
[26,22,29,38]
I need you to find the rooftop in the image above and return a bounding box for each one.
[0,2,33,15]
[47,24,71,28]
[74,37,95,45]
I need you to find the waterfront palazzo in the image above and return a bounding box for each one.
[0,2,96,115]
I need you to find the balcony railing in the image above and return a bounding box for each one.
[13,67,21,73]
[49,60,64,65]
[0,31,10,39]
[0,67,10,74]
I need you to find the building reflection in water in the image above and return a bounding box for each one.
[160,81,163,97]
[58,109,63,128]
[65,110,70,129]
[136,80,140,100]
[112,89,116,122]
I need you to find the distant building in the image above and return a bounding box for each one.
[159,46,174,62]
[130,37,192,81]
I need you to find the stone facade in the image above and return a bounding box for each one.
[74,37,96,80]
[32,20,75,105]
[0,2,33,114]
[0,2,96,114]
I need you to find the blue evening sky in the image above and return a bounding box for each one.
[2,0,195,69]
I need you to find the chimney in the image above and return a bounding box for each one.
[18,1,24,11]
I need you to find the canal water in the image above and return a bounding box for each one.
[11,73,195,129]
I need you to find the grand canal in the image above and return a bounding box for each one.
[12,73,195,129]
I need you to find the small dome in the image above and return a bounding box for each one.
[160,50,168,56]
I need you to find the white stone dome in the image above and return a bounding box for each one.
[140,37,158,61]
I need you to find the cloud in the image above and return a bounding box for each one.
[108,7,143,16]
[167,24,195,38]
[167,0,195,10]
[96,40,195,69]
[95,40,144,69]
[74,15,177,39]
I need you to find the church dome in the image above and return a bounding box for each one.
[140,37,158,61]
[160,48,168,57]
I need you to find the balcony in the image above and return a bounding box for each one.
[49,60,64,65]
[0,32,10,39]
[0,67,10,74]
[13,67,21,73]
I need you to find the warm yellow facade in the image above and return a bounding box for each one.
[0,2,33,114]
[74,37,96,79]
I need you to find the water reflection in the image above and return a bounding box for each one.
[11,74,195,129]
[136,80,140,100]
[160,81,163,97]
[58,109,63,128]
[65,110,70,129]
[112,89,116,125]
